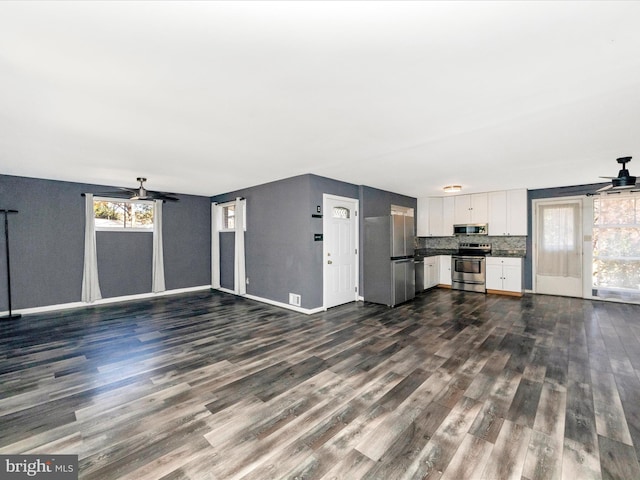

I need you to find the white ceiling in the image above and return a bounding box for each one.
[1,1,640,198]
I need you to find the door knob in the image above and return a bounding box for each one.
[328,260,333,264]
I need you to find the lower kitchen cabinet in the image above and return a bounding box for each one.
[486,257,523,296]
[438,255,451,286]
[424,256,439,289]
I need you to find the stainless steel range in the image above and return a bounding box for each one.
[452,243,491,293]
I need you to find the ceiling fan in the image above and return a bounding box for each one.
[597,156,637,193]
[94,177,179,202]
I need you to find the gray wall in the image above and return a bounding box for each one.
[359,185,417,219]
[212,174,360,309]
[220,232,235,290]
[97,231,153,297]
[525,182,605,290]
[0,174,211,311]
[162,194,212,291]
[211,175,417,309]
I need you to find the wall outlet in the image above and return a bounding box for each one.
[289,293,301,307]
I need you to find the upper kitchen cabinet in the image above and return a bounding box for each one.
[488,189,527,236]
[441,197,455,235]
[417,197,430,236]
[417,197,454,236]
[453,193,488,224]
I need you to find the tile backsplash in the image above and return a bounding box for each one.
[416,235,527,252]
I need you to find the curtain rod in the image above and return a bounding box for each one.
[212,197,245,204]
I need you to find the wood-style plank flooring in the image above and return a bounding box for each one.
[2,289,640,479]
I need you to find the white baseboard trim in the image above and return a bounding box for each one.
[2,285,212,317]
[212,288,324,315]
[216,287,236,295]
[244,294,325,315]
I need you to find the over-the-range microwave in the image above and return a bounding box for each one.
[453,224,488,235]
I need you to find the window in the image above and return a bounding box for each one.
[94,199,154,231]
[542,205,576,251]
[536,203,581,278]
[332,206,350,219]
[223,204,236,230]
[592,193,640,301]
[218,201,246,231]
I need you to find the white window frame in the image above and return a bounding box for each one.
[94,197,155,232]
[217,201,247,232]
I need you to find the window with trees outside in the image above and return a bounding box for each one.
[592,193,640,302]
[94,199,154,231]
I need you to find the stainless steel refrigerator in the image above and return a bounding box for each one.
[363,215,415,307]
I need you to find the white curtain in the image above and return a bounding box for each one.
[152,200,166,293]
[211,203,221,289]
[234,197,246,295]
[537,203,581,277]
[81,193,102,302]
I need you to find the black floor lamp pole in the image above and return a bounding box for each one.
[0,209,21,320]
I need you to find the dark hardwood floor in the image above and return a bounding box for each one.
[2,289,640,479]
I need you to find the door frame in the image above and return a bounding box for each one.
[322,194,359,310]
[532,195,586,297]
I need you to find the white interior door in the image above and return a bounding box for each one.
[323,195,359,309]
[534,198,583,297]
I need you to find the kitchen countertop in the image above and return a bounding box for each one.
[415,248,526,259]
[415,249,457,259]
[489,250,527,258]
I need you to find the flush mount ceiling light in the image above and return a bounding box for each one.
[443,185,462,193]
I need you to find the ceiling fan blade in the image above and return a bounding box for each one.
[90,179,179,201]
[599,176,617,179]
[148,192,180,202]
[597,184,613,192]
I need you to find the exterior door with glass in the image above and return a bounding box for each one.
[534,198,583,297]
[323,195,359,309]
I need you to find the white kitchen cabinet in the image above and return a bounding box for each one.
[442,197,455,236]
[488,189,527,236]
[438,255,452,286]
[486,257,523,295]
[453,193,488,224]
[429,198,444,236]
[417,197,454,237]
[417,197,430,236]
[424,256,439,289]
